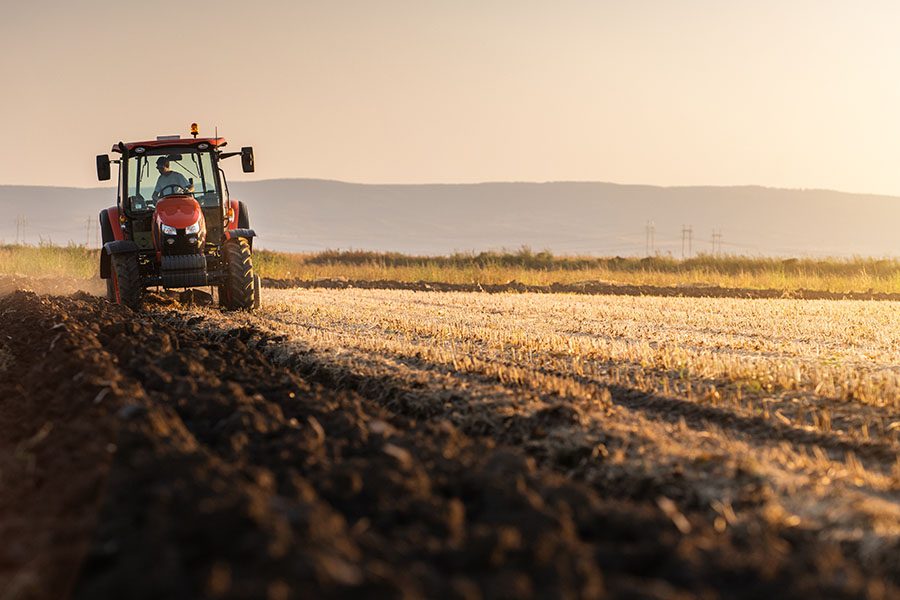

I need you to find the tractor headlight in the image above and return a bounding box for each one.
[161,224,177,236]
[185,220,201,235]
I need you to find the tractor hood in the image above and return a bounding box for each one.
[155,195,202,229]
[153,195,207,254]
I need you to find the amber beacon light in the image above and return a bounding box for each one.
[190,123,199,138]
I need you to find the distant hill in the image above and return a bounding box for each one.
[2,179,899,257]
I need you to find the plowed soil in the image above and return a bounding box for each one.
[0,289,897,599]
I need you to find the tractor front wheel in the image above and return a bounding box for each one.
[219,238,255,310]
[109,251,142,309]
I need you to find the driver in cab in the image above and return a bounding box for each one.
[152,156,194,200]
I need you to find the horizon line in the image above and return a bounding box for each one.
[1,178,899,199]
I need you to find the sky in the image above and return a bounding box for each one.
[2,1,900,193]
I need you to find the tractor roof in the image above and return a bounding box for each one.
[112,138,227,153]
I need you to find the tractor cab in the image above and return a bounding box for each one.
[121,144,227,254]
[96,125,259,310]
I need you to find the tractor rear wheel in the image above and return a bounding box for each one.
[109,251,142,309]
[219,238,255,310]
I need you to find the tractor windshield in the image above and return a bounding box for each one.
[126,151,220,211]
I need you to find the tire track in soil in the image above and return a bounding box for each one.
[0,292,895,599]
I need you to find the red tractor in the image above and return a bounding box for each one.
[96,124,260,310]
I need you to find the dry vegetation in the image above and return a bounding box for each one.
[0,244,98,278]
[7,244,900,294]
[259,248,900,293]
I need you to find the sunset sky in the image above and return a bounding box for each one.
[2,1,899,193]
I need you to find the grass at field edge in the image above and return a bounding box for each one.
[4,244,900,294]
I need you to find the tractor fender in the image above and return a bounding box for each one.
[101,239,140,278]
[104,240,140,255]
[105,207,125,241]
[99,209,127,278]
[237,201,250,229]
[224,228,256,241]
[227,199,251,230]
[100,210,114,244]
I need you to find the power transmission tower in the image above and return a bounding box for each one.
[681,225,693,259]
[16,215,27,245]
[711,229,723,256]
[645,220,656,256]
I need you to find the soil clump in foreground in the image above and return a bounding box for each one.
[0,291,895,599]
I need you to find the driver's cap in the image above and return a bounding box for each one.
[156,156,169,167]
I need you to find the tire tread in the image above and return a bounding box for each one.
[110,252,142,309]
[220,238,254,310]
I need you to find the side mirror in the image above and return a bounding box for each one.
[96,154,111,181]
[241,147,255,173]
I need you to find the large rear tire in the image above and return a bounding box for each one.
[220,238,255,310]
[109,252,142,309]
